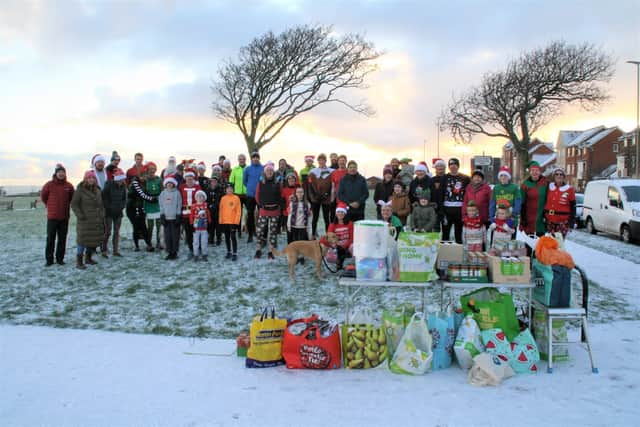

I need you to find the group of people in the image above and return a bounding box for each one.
[40,150,576,270]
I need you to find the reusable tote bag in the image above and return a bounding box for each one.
[390,313,433,375]
[245,307,287,368]
[342,309,388,369]
[396,232,440,282]
[282,315,342,369]
[382,303,416,361]
[460,287,520,341]
[428,310,456,370]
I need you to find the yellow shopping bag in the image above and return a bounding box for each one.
[246,307,287,368]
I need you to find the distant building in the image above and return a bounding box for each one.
[366,176,382,190]
[562,126,624,191]
[616,128,639,178]
[502,138,556,182]
[470,156,501,184]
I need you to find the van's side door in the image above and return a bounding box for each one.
[604,186,624,233]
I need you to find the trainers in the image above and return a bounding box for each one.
[225,252,232,259]
[232,254,237,261]
[202,255,208,262]
[187,252,194,260]
[267,252,274,260]
[45,261,54,267]
[247,236,253,243]
[254,250,262,259]
[56,260,66,266]
[193,255,199,262]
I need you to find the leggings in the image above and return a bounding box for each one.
[311,202,331,237]
[256,215,279,249]
[221,224,238,254]
[147,218,163,246]
[443,206,463,244]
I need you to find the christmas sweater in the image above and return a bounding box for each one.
[190,202,211,231]
[463,215,485,251]
[443,173,470,208]
[489,183,522,227]
[544,182,576,224]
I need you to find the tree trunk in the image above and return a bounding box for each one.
[515,146,529,182]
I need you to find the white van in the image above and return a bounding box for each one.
[582,178,640,243]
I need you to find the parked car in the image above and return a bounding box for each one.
[575,193,584,228]
[582,179,640,243]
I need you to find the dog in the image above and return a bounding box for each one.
[271,232,338,279]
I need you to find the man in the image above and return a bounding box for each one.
[101,168,127,257]
[442,158,470,243]
[91,154,108,189]
[431,158,447,232]
[126,152,145,182]
[337,160,369,222]
[229,154,248,237]
[330,154,348,222]
[221,159,232,185]
[179,168,201,258]
[329,152,339,170]
[390,157,401,179]
[105,151,121,181]
[243,152,264,242]
[308,153,334,237]
[161,156,177,180]
[41,163,75,266]
[217,155,226,168]
[408,163,432,205]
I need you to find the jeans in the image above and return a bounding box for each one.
[443,206,463,244]
[103,215,122,252]
[163,220,180,256]
[46,219,69,263]
[181,216,194,252]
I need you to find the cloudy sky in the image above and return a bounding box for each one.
[1,0,639,187]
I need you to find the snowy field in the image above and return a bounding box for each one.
[2,195,640,426]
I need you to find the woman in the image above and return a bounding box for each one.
[520,161,548,236]
[144,162,163,249]
[71,170,105,269]
[254,163,282,259]
[462,169,492,225]
[280,173,300,239]
[543,167,576,238]
[380,202,404,239]
[373,166,395,219]
[127,174,156,252]
[320,203,354,270]
[308,153,334,237]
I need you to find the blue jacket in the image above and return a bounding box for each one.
[243,163,264,198]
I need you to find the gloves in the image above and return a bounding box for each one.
[489,223,497,231]
[160,214,167,226]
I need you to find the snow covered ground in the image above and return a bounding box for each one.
[2,323,639,427]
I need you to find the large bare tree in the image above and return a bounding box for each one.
[440,41,615,177]
[212,25,381,154]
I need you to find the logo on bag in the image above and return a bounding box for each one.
[299,344,330,369]
[255,329,284,342]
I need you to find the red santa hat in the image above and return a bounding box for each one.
[498,165,512,180]
[196,161,206,171]
[432,158,446,167]
[335,202,348,213]
[163,174,178,187]
[113,168,127,182]
[144,161,157,172]
[91,154,106,166]
[183,167,197,178]
[195,190,207,201]
[304,155,315,162]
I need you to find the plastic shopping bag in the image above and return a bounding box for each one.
[342,308,387,369]
[397,232,440,282]
[246,307,287,368]
[509,329,540,374]
[454,314,484,369]
[427,310,456,370]
[532,308,568,362]
[282,315,341,369]
[389,313,433,375]
[481,328,513,364]
[382,303,415,360]
[460,287,520,341]
[468,353,515,386]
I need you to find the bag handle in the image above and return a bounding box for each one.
[260,305,277,321]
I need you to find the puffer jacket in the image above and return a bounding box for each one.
[389,192,411,224]
[410,202,438,232]
[102,180,127,218]
[41,176,74,220]
[71,182,105,247]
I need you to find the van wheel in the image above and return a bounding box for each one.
[621,225,631,243]
[586,217,597,234]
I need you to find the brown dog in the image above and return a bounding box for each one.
[271,233,337,279]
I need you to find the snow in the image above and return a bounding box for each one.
[2,322,639,427]
[566,126,606,147]
[532,152,557,167]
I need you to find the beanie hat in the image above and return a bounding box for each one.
[448,158,460,167]
[54,163,66,174]
[400,157,412,163]
[498,165,512,180]
[335,202,348,213]
[113,168,126,182]
[285,172,297,180]
[432,158,446,168]
[251,151,260,159]
[163,175,178,187]
[415,163,429,174]
[195,190,207,201]
[91,154,106,166]
[83,170,97,181]
[527,161,541,171]
[111,151,120,161]
[144,161,157,172]
[467,200,476,207]
[417,188,431,200]
[383,165,393,176]
[184,168,197,178]
[472,168,485,179]
[197,161,206,170]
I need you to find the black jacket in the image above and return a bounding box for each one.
[337,173,369,216]
[102,180,127,218]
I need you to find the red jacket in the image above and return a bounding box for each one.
[126,165,144,183]
[179,183,201,217]
[462,183,492,224]
[280,185,299,216]
[544,182,576,224]
[331,168,348,202]
[41,177,75,220]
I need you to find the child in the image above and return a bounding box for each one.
[489,203,515,249]
[190,190,211,261]
[389,182,411,226]
[287,187,313,264]
[159,175,182,260]
[489,166,521,228]
[410,190,437,232]
[462,201,486,252]
[144,162,163,250]
[219,183,242,261]
[320,203,354,270]
[207,176,223,245]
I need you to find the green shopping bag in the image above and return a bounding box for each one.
[382,303,415,361]
[460,288,520,341]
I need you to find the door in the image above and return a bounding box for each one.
[604,186,624,233]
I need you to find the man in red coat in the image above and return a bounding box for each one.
[179,168,201,259]
[41,163,75,266]
[126,152,145,183]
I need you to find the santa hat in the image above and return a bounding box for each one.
[415,163,429,174]
[184,168,197,178]
[335,202,348,213]
[163,174,178,187]
[212,165,222,172]
[113,168,126,182]
[144,161,157,172]
[168,156,176,163]
[195,190,207,201]
[304,155,315,162]
[497,165,512,180]
[553,166,566,175]
[497,199,511,209]
[432,158,446,168]
[54,163,66,174]
[91,154,106,166]
[197,161,206,171]
[83,170,96,181]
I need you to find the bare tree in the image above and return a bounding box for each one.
[440,41,615,177]
[212,25,381,154]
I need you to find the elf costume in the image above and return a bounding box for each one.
[489,166,522,228]
[520,161,548,235]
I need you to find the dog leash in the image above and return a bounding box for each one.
[320,241,339,274]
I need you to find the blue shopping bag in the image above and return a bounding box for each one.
[427,311,456,370]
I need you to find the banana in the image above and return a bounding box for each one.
[364,359,371,369]
[377,329,386,345]
[352,336,364,349]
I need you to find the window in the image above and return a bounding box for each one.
[613,143,619,153]
[608,187,622,209]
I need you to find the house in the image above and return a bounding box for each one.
[366,176,382,190]
[501,138,556,181]
[616,128,639,178]
[555,130,582,171]
[562,126,624,191]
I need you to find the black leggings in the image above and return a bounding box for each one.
[311,202,331,237]
[221,224,237,253]
[443,206,463,244]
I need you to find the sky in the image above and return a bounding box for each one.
[1,0,639,188]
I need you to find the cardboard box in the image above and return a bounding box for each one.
[487,255,531,284]
[436,241,464,270]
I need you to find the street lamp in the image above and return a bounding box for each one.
[627,60,640,178]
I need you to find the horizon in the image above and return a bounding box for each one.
[1,0,639,187]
